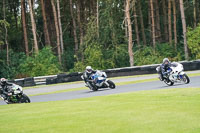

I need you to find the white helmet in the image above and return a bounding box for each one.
[86,66,92,73]
[0,78,7,84]
[163,58,169,64]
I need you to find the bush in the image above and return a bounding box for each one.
[17,47,61,77]
[0,50,26,79]
[187,25,200,59]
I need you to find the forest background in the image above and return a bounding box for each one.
[0,0,200,79]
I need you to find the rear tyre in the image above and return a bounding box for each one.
[182,74,190,84]
[21,94,31,103]
[88,82,98,91]
[164,79,174,86]
[107,80,116,89]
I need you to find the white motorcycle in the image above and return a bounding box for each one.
[156,62,190,86]
[82,70,116,91]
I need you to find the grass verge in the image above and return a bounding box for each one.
[0,87,200,133]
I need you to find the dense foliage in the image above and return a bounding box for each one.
[0,47,61,78]
[187,24,200,59]
[0,0,199,79]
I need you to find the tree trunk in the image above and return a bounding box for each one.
[41,0,51,46]
[150,0,156,49]
[162,0,168,41]
[155,0,161,42]
[193,0,197,28]
[97,0,99,38]
[57,0,64,54]
[172,0,177,50]
[70,0,79,55]
[77,0,84,45]
[138,0,146,45]
[133,1,140,46]
[3,0,9,65]
[197,0,200,23]
[179,0,189,60]
[124,0,128,38]
[148,0,152,44]
[51,0,62,63]
[168,0,172,45]
[21,0,29,56]
[28,0,39,53]
[126,0,134,66]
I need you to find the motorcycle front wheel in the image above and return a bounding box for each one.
[182,74,190,84]
[20,94,31,103]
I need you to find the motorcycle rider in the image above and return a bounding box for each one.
[157,58,174,81]
[0,78,13,101]
[83,66,97,86]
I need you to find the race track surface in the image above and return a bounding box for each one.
[0,73,199,105]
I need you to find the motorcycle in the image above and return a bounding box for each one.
[82,70,116,91]
[156,62,190,86]
[0,84,31,104]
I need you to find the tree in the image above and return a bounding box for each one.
[172,0,177,49]
[70,0,79,55]
[133,1,140,46]
[57,0,64,54]
[21,0,29,56]
[77,0,84,45]
[51,0,62,63]
[168,0,172,45]
[41,0,51,46]
[162,0,168,41]
[150,0,156,49]
[28,0,39,53]
[3,0,9,65]
[193,0,197,28]
[138,0,146,45]
[179,0,189,60]
[96,0,99,38]
[155,0,161,42]
[125,0,134,66]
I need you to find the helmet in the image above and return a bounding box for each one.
[86,66,92,73]
[163,58,169,64]
[0,78,7,84]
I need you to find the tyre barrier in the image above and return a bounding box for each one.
[9,60,200,87]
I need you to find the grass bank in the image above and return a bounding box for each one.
[0,87,200,133]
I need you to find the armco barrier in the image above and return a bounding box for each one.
[10,60,200,87]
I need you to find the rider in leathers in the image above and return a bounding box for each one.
[83,66,96,86]
[158,58,176,81]
[0,78,13,101]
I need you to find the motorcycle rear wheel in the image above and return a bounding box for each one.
[107,80,116,89]
[164,79,174,86]
[88,82,98,91]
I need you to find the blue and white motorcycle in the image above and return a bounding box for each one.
[156,62,190,86]
[82,70,116,91]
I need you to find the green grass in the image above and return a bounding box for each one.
[0,87,200,133]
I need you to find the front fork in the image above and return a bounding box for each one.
[105,79,110,87]
[178,71,185,79]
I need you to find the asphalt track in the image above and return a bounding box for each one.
[0,73,199,105]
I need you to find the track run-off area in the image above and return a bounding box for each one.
[1,70,199,105]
